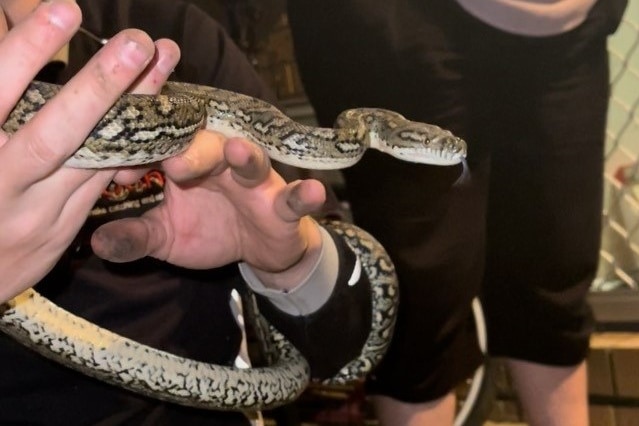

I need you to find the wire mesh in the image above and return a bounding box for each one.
[596,0,639,290]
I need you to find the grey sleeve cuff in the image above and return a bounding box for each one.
[237,225,339,316]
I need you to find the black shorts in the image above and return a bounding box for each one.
[288,0,624,402]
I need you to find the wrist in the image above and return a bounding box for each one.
[248,217,323,291]
[238,223,340,315]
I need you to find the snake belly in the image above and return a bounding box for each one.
[0,80,461,411]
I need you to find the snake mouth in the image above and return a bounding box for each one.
[411,152,466,166]
[426,136,468,165]
[385,140,467,166]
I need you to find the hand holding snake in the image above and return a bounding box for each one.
[92,132,329,293]
[0,6,332,408]
[0,0,176,302]
[0,0,467,412]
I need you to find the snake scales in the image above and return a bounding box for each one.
[0,81,466,411]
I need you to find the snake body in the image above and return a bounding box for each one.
[0,81,465,411]
[3,81,466,169]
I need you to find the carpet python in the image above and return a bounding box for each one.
[0,81,466,411]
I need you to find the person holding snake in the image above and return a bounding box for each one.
[288,0,627,425]
[0,0,368,424]
[0,0,465,424]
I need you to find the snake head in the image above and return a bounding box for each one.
[378,122,467,166]
[338,108,467,166]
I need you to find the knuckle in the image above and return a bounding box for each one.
[24,130,60,165]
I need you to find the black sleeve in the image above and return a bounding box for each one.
[253,228,372,379]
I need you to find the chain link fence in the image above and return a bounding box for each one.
[596,0,639,291]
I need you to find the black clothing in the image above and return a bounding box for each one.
[0,0,371,424]
[288,0,625,401]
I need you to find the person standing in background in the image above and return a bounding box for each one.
[288,0,627,424]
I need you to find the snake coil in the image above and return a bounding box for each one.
[0,81,465,411]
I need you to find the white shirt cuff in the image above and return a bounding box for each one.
[238,226,339,316]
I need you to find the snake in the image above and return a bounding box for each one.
[0,81,466,411]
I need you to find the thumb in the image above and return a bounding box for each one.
[91,215,168,262]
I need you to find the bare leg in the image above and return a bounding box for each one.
[507,359,588,426]
[371,392,455,426]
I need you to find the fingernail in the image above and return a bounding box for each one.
[155,40,180,75]
[119,33,153,69]
[45,0,79,30]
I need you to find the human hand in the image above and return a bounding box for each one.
[0,0,180,302]
[92,133,328,291]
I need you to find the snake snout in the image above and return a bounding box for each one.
[439,135,467,158]
[412,133,466,165]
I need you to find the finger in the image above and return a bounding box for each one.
[91,215,166,263]
[0,0,80,122]
[225,137,271,188]
[58,170,117,229]
[274,179,326,222]
[1,29,156,187]
[129,38,180,94]
[112,167,151,185]
[161,130,227,182]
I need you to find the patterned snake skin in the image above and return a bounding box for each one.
[0,81,466,411]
